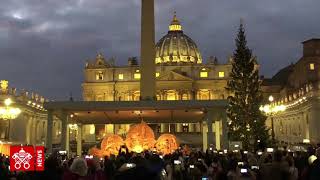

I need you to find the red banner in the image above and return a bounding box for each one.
[10,146,45,171]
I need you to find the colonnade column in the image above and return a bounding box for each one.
[60,111,69,152]
[203,110,214,151]
[176,123,182,132]
[202,121,208,152]
[66,125,70,153]
[46,110,53,154]
[77,124,82,156]
[215,121,221,150]
[188,123,194,132]
[220,110,228,149]
[160,124,168,133]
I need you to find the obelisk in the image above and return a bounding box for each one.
[140,0,156,100]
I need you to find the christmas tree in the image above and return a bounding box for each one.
[226,22,269,150]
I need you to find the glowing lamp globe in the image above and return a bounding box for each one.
[125,122,156,152]
[155,134,179,155]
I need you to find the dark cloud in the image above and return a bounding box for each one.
[0,0,319,100]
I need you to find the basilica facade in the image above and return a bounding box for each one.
[81,15,232,141]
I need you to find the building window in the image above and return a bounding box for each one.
[218,71,225,78]
[134,70,141,79]
[199,90,210,100]
[96,71,104,80]
[118,74,124,80]
[156,72,160,77]
[200,71,208,78]
[309,63,315,70]
[167,90,177,100]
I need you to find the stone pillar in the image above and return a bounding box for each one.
[176,123,182,132]
[207,110,214,148]
[66,125,70,154]
[188,123,194,132]
[105,124,114,134]
[46,110,53,153]
[220,110,228,149]
[195,122,201,132]
[203,110,214,151]
[160,123,168,133]
[140,0,156,100]
[202,121,208,152]
[215,121,221,150]
[60,112,69,152]
[77,124,82,156]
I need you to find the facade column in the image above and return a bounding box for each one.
[202,121,208,151]
[176,123,182,132]
[215,121,221,150]
[220,110,228,149]
[160,123,167,133]
[46,110,53,154]
[60,111,69,152]
[195,123,201,132]
[207,110,214,148]
[77,124,82,156]
[188,123,194,132]
[203,110,214,151]
[105,124,115,134]
[66,126,70,153]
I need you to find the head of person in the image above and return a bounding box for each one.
[70,157,88,177]
[273,150,283,162]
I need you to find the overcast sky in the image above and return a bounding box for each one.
[0,0,319,100]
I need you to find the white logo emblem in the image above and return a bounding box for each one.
[12,148,33,169]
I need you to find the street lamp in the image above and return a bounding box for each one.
[0,98,21,140]
[0,98,21,120]
[260,95,286,146]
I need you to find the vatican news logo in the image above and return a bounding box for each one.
[10,146,45,171]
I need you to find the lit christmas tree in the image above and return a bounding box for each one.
[226,22,269,150]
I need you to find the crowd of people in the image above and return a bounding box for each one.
[1,145,320,180]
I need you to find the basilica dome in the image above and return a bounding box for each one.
[155,13,202,64]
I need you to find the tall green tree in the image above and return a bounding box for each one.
[226,22,269,150]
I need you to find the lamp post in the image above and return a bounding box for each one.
[0,98,21,140]
[260,95,286,147]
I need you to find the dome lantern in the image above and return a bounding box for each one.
[169,12,182,32]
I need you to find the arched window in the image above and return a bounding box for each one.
[198,90,210,100]
[167,90,177,100]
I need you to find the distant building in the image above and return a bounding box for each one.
[262,39,320,145]
[0,80,61,155]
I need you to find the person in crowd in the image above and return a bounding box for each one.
[285,156,298,180]
[86,157,105,180]
[309,147,320,180]
[227,159,240,180]
[259,150,289,180]
[63,157,88,180]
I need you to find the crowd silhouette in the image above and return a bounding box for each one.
[1,145,320,180]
